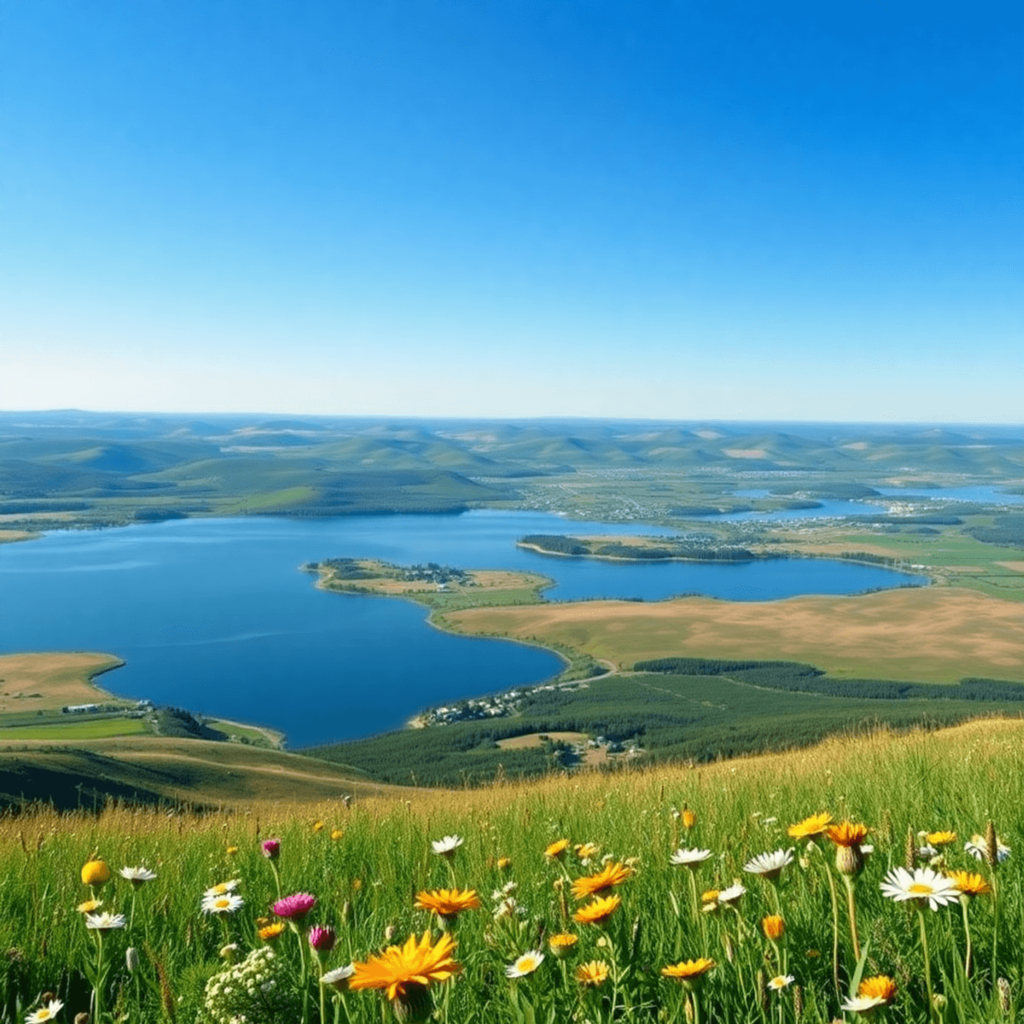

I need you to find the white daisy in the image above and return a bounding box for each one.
[965,834,1011,862]
[120,865,157,886]
[204,879,241,897]
[25,1000,64,1024]
[85,911,127,931]
[717,883,746,904]
[201,893,245,915]
[431,835,464,856]
[841,994,889,1014]
[743,848,794,880]
[879,867,959,911]
[506,950,545,978]
[670,848,713,868]
[768,974,795,991]
[320,964,356,990]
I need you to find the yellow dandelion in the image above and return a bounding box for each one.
[787,812,832,840]
[313,820,325,833]
[576,960,610,986]
[571,862,633,900]
[331,829,345,841]
[350,930,461,1002]
[681,808,696,829]
[226,846,239,856]
[762,915,785,941]
[548,933,579,958]
[413,889,481,920]
[662,957,715,989]
[496,856,512,870]
[572,894,621,926]
[259,922,287,941]
[545,839,570,860]
[926,830,957,847]
[948,870,992,897]
[826,821,869,847]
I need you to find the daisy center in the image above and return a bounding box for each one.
[908,884,934,895]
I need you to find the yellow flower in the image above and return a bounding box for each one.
[787,812,833,840]
[701,889,720,904]
[762,915,785,941]
[331,829,345,841]
[572,894,621,926]
[926,830,957,847]
[77,899,103,913]
[81,860,110,887]
[313,820,325,833]
[548,933,579,959]
[575,842,600,860]
[662,958,716,988]
[545,839,570,860]
[576,960,610,986]
[571,862,633,900]
[226,846,239,856]
[350,930,461,1001]
[858,975,898,1004]
[413,889,481,920]
[259,922,287,941]
[826,821,869,847]
[681,808,697,829]
[496,856,512,870]
[947,870,992,897]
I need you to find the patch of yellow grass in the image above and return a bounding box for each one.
[0,652,125,713]
[446,587,1024,682]
[496,731,589,750]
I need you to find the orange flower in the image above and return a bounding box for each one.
[858,975,897,1004]
[662,958,715,988]
[571,862,633,900]
[576,960,610,986]
[681,808,697,829]
[259,922,286,941]
[413,889,481,920]
[762,915,785,941]
[787,812,832,840]
[573,894,621,926]
[548,933,579,959]
[350,931,461,1001]
[826,821,869,847]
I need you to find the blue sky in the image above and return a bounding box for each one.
[1,1,1020,422]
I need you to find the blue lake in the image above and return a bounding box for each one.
[0,512,925,747]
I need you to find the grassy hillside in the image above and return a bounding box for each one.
[1,719,1022,1023]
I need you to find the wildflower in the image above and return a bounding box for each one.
[743,849,794,881]
[573,894,621,925]
[119,866,157,887]
[219,942,239,961]
[965,833,1010,862]
[272,892,317,920]
[768,974,795,991]
[25,999,63,1023]
[309,925,337,952]
[431,835,463,857]
[313,820,325,832]
[827,821,869,876]
[414,889,481,921]
[576,960,610,986]
[506,950,544,978]
[571,862,633,900]
[575,842,600,861]
[84,911,127,930]
[204,879,241,897]
[787,812,832,840]
[350,930,460,1002]
[548,933,579,959]
[81,860,111,887]
[947,871,992,897]
[880,867,959,910]
[259,922,287,941]
[321,964,356,991]
[331,829,345,841]
[662,957,715,989]
[226,845,239,856]
[762,915,785,941]
[496,856,512,870]
[841,974,897,1014]
[77,899,103,913]
[681,807,697,829]
[670,848,712,868]
[544,838,570,860]
[717,883,746,904]
[202,894,244,915]
[926,830,957,847]
[261,838,281,859]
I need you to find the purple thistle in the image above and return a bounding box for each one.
[272,892,317,920]
[308,924,337,952]
[261,838,281,860]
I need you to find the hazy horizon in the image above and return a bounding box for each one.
[2,2,1020,423]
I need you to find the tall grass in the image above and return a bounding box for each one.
[1,719,1021,1022]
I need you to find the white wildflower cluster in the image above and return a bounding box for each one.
[199,947,298,1024]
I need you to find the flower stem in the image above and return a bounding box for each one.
[824,864,840,996]
[917,907,937,1024]
[959,898,973,977]
[843,875,861,961]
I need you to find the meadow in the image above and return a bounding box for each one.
[2,719,1021,1023]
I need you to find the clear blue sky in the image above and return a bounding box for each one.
[1,1,1020,422]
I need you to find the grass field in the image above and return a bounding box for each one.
[0,653,127,714]
[0,718,149,740]
[444,586,1024,682]
[2,718,1023,1023]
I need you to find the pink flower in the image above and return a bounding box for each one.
[308,924,337,952]
[261,838,281,860]
[273,892,317,919]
